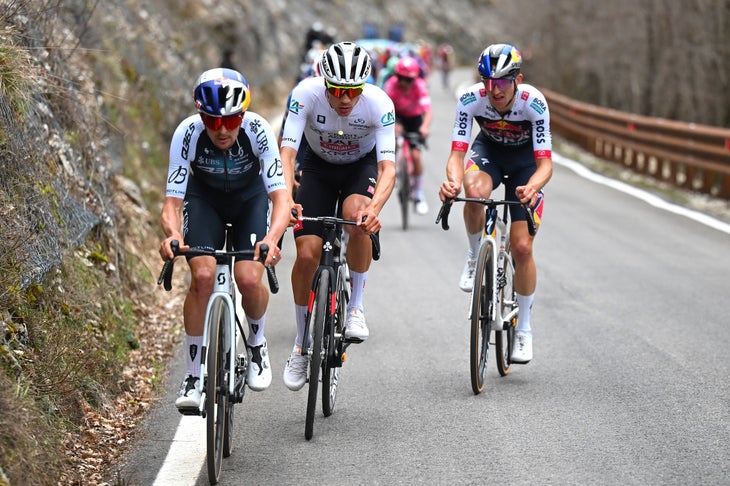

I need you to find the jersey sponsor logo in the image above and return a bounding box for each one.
[367,184,375,195]
[252,121,269,153]
[168,165,187,184]
[349,119,368,130]
[320,140,361,153]
[288,99,304,115]
[529,98,546,115]
[480,119,530,145]
[451,140,469,152]
[534,149,551,159]
[478,88,488,97]
[181,121,195,159]
[456,111,469,136]
[535,119,547,144]
[381,111,396,126]
[317,114,326,124]
[266,157,284,178]
[293,220,303,232]
[521,91,530,101]
[459,92,477,106]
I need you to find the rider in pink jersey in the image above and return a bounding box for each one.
[384,56,432,214]
[439,43,553,364]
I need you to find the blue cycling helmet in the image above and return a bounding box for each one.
[192,68,250,116]
[477,43,522,79]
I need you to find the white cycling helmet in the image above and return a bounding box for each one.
[320,41,371,86]
[477,43,522,79]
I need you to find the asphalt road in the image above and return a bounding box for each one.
[118,69,730,485]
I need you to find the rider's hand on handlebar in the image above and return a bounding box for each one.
[516,185,539,207]
[355,208,380,235]
[439,180,460,202]
[159,235,189,261]
[289,202,303,225]
[255,238,281,266]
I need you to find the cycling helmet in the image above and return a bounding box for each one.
[192,68,250,116]
[395,56,420,79]
[320,41,371,86]
[477,43,522,79]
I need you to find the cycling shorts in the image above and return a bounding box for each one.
[466,135,544,223]
[396,114,425,150]
[294,149,378,238]
[183,176,269,261]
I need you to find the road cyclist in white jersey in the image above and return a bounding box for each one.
[279,41,397,391]
[438,43,553,364]
[160,68,290,410]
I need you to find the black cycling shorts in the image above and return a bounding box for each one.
[294,149,378,237]
[467,134,544,223]
[396,114,425,150]
[183,176,269,261]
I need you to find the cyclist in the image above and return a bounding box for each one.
[438,43,552,364]
[159,68,290,409]
[279,41,396,391]
[384,56,432,214]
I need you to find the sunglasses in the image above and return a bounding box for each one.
[325,80,365,98]
[200,113,243,131]
[482,77,515,91]
[397,75,414,83]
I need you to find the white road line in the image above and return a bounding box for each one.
[152,415,205,485]
[554,153,730,235]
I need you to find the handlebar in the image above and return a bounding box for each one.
[157,240,279,294]
[295,210,381,261]
[435,197,537,236]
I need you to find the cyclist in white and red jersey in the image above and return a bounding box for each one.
[384,56,433,214]
[159,68,290,409]
[438,43,553,364]
[279,41,396,391]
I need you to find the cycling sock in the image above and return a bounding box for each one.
[413,175,423,196]
[294,304,307,350]
[185,334,203,377]
[467,231,481,259]
[516,293,534,332]
[247,314,265,347]
[348,270,367,313]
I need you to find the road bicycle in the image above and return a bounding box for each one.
[395,132,425,230]
[297,211,380,440]
[436,196,536,395]
[157,229,278,484]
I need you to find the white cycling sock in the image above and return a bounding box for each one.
[348,270,367,313]
[516,293,534,332]
[467,231,481,259]
[413,175,424,197]
[247,314,265,347]
[294,304,307,350]
[185,334,203,377]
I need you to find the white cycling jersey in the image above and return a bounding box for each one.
[280,76,397,165]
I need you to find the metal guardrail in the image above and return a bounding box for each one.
[542,88,730,199]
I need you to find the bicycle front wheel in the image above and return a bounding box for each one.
[206,296,229,483]
[495,255,517,376]
[470,241,494,395]
[305,271,329,440]
[323,268,348,417]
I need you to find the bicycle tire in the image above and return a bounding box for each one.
[495,256,516,376]
[323,268,348,416]
[470,241,494,395]
[305,271,329,440]
[397,152,410,231]
[206,296,228,483]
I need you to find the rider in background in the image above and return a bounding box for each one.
[438,43,552,364]
[159,68,290,409]
[279,41,396,391]
[384,56,432,215]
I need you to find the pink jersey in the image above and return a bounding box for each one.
[384,76,431,118]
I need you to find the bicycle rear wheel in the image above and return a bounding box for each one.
[206,296,228,483]
[323,268,348,416]
[305,271,329,440]
[470,241,494,395]
[397,154,410,231]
